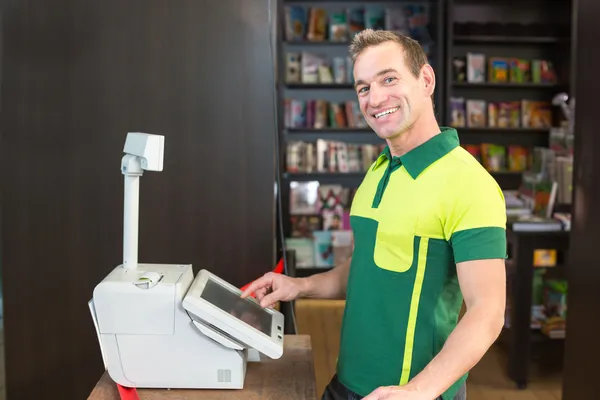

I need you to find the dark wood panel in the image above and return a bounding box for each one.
[0,1,277,399]
[562,0,600,398]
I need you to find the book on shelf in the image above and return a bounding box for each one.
[554,156,573,205]
[285,237,316,268]
[510,216,563,232]
[307,8,327,42]
[289,181,355,218]
[284,98,368,130]
[283,4,435,85]
[289,180,320,215]
[286,51,353,85]
[540,280,568,339]
[313,231,334,267]
[286,139,384,174]
[505,271,567,338]
[466,53,485,83]
[523,147,573,208]
[285,230,353,269]
[449,97,553,130]
[462,143,530,173]
[501,145,573,231]
[549,124,574,206]
[455,53,557,85]
[283,4,432,52]
[503,188,566,231]
[504,190,533,218]
[286,181,355,269]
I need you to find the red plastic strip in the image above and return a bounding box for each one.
[117,384,140,400]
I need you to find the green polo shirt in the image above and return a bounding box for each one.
[336,127,507,399]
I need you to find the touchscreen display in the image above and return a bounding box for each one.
[200,277,273,336]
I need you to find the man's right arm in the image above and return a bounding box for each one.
[299,255,352,300]
[241,255,352,307]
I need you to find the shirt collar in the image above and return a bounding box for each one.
[372,127,460,179]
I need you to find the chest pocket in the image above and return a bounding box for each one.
[372,196,420,274]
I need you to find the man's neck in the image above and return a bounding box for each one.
[387,114,441,157]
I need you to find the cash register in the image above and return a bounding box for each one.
[88,132,284,390]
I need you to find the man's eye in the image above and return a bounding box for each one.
[358,87,368,94]
[384,77,396,84]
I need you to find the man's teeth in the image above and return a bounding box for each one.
[375,107,399,118]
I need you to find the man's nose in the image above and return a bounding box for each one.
[368,85,387,109]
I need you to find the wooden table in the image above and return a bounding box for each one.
[87,335,317,400]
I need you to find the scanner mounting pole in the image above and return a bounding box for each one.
[121,154,143,270]
[119,132,165,271]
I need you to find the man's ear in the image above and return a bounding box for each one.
[421,64,436,97]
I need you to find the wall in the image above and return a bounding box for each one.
[562,0,600,398]
[0,1,277,398]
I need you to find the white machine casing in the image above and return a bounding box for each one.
[89,132,283,390]
[91,263,253,389]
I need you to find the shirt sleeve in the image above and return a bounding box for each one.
[443,169,507,264]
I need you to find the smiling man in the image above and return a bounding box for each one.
[332,30,508,400]
[241,29,507,400]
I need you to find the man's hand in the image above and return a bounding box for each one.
[362,385,426,400]
[240,272,306,308]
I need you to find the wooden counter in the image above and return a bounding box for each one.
[87,334,317,400]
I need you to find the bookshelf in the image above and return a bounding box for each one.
[443,2,574,387]
[445,0,572,190]
[277,0,444,273]
[276,0,573,276]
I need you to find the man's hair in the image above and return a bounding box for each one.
[348,29,429,79]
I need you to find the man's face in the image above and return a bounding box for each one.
[353,41,430,140]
